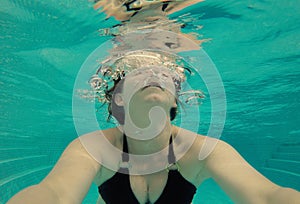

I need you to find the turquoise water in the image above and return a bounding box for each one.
[1,0,300,203]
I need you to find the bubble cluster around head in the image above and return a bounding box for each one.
[88,50,188,103]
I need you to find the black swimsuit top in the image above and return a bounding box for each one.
[98,134,197,204]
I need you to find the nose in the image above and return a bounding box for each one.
[143,77,165,89]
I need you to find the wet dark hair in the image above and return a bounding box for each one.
[105,77,178,125]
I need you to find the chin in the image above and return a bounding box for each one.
[143,94,172,107]
[144,94,164,103]
[136,87,175,105]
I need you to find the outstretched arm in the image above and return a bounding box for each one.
[7,139,101,204]
[203,138,300,204]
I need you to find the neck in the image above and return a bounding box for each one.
[123,122,173,155]
[123,101,172,141]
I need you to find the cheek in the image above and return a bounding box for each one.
[165,91,177,106]
[165,81,176,97]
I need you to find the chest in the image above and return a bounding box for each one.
[129,171,170,203]
[97,168,171,202]
[96,163,202,204]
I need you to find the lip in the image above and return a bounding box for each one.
[141,82,164,91]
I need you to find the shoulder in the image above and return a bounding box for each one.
[172,126,233,181]
[79,127,123,151]
[78,127,123,172]
[173,126,230,159]
[57,137,102,171]
[79,127,121,142]
[172,126,209,155]
[58,127,123,171]
[173,127,237,172]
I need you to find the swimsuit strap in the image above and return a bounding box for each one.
[122,134,129,162]
[168,135,176,164]
[122,134,176,164]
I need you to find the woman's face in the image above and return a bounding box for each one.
[111,66,178,129]
[120,66,177,109]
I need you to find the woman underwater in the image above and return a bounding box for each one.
[8,0,300,203]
